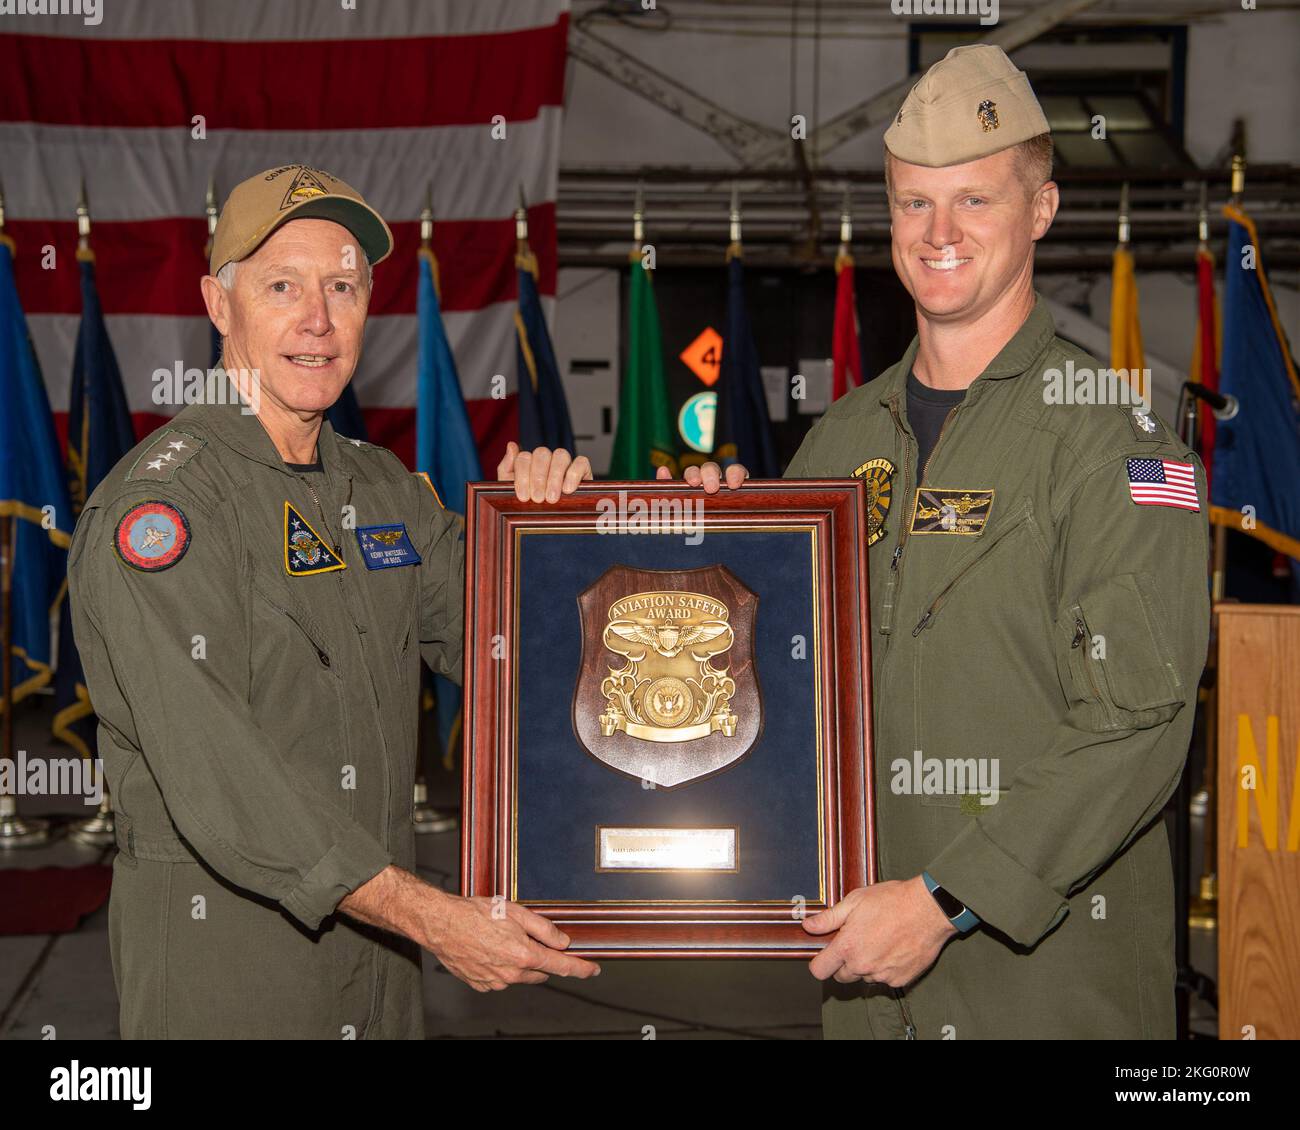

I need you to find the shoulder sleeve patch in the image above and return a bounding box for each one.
[414,470,445,509]
[114,499,192,571]
[125,429,206,483]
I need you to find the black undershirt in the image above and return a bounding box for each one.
[906,370,966,483]
[284,459,323,473]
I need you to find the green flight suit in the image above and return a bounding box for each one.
[786,297,1209,1039]
[66,396,464,1039]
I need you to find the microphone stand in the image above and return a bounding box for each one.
[1173,381,1220,1038]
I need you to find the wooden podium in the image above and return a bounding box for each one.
[1216,603,1300,1039]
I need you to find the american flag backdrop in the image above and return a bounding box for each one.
[0,0,569,474]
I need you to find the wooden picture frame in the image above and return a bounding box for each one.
[461,480,873,957]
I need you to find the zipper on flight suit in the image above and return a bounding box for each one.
[301,469,393,849]
[909,507,1026,636]
[895,991,917,1040]
[303,478,342,557]
[1070,608,1106,704]
[878,402,913,637]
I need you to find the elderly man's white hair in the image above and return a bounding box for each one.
[215,258,374,291]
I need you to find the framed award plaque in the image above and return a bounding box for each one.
[461,480,874,957]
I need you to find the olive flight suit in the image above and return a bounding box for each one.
[66,395,464,1039]
[786,297,1210,1039]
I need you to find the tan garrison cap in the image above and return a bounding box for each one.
[884,45,1050,168]
[209,164,394,275]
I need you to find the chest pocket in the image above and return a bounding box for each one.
[1058,572,1183,731]
[349,536,419,669]
[909,497,1042,638]
[248,580,353,816]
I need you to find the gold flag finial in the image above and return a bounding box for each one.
[205,175,219,239]
[1230,154,1246,203]
[420,183,434,249]
[515,183,529,245]
[726,182,742,260]
[76,178,94,260]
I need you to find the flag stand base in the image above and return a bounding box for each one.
[0,797,52,849]
[69,795,115,847]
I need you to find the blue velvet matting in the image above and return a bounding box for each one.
[513,529,824,903]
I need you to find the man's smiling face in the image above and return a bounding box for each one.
[888,146,1057,325]
[208,218,370,415]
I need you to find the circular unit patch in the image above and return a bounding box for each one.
[114,500,191,572]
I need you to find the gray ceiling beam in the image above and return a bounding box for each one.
[746,0,1106,168]
[567,26,784,164]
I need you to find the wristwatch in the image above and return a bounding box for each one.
[922,871,980,933]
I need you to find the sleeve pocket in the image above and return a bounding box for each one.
[1062,572,1184,730]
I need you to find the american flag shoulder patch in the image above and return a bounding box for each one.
[1126,457,1200,511]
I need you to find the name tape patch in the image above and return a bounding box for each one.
[909,488,995,535]
[356,524,421,570]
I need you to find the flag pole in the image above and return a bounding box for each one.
[204,175,219,262]
[1211,153,1245,603]
[411,183,457,836]
[0,188,53,846]
[727,182,742,260]
[1192,146,1246,929]
[1187,175,1219,930]
[67,184,115,846]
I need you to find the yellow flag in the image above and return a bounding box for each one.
[1110,246,1147,406]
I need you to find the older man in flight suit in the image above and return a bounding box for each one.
[67,166,602,1038]
[672,46,1210,1038]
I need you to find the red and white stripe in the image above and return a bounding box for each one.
[1127,458,1200,511]
[0,0,569,472]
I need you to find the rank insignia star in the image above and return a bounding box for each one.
[125,429,206,484]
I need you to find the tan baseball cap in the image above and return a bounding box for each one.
[209,164,394,275]
[883,45,1050,168]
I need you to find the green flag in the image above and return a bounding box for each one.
[610,254,676,478]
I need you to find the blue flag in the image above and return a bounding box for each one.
[0,238,73,709]
[515,252,575,453]
[53,256,136,756]
[714,253,777,477]
[416,249,481,768]
[327,382,369,444]
[417,250,481,510]
[1210,206,1300,568]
